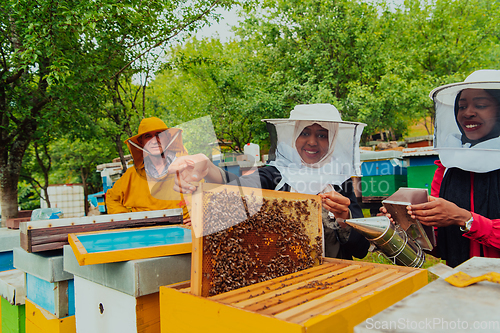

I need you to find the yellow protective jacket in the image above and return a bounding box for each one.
[105,117,190,219]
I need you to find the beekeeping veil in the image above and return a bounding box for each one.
[263,104,365,194]
[431,70,500,173]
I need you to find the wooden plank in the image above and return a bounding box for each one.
[21,209,183,232]
[190,183,205,296]
[292,272,408,323]
[246,266,378,314]
[274,269,397,321]
[6,217,30,230]
[136,292,160,333]
[233,265,366,309]
[22,213,183,253]
[213,262,351,304]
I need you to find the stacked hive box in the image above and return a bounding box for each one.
[0,228,20,272]
[0,228,25,333]
[63,243,191,333]
[402,147,439,195]
[360,150,407,199]
[13,247,75,333]
[0,269,26,333]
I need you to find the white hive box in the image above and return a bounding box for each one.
[64,245,191,333]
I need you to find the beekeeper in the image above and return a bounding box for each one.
[407,70,500,267]
[106,117,190,221]
[169,104,370,259]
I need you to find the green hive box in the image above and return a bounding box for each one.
[361,175,408,197]
[407,165,438,195]
[1,297,25,333]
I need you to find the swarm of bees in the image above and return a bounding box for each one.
[202,189,323,296]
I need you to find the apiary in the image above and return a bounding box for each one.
[160,258,427,333]
[190,183,323,297]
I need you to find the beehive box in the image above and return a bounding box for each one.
[160,258,427,333]
[68,225,191,266]
[64,244,191,333]
[20,208,183,253]
[25,299,75,333]
[0,269,26,333]
[13,247,74,319]
[190,183,323,297]
[361,175,408,197]
[73,276,158,333]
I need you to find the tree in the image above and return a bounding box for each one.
[0,0,236,225]
[149,37,289,152]
[51,136,114,215]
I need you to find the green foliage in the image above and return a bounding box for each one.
[18,181,40,211]
[1,0,238,216]
[149,37,289,152]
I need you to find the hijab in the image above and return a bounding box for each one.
[264,104,365,195]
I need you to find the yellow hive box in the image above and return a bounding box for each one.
[160,258,427,333]
[25,299,75,333]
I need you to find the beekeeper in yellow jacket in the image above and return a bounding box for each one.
[106,117,191,222]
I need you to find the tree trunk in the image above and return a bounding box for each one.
[81,167,89,216]
[114,134,128,174]
[0,135,32,226]
[0,168,20,227]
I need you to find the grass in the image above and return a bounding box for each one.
[355,251,444,282]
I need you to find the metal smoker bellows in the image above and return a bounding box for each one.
[346,216,425,268]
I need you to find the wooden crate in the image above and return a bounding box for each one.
[25,299,75,333]
[191,183,323,297]
[74,276,159,333]
[160,258,427,333]
[6,217,31,230]
[68,225,191,266]
[20,208,183,253]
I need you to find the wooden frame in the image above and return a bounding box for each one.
[68,225,191,266]
[190,183,323,297]
[160,258,428,333]
[20,209,183,253]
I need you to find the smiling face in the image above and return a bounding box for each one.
[139,131,171,155]
[295,123,329,164]
[457,89,499,141]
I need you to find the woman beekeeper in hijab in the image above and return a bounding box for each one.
[404,70,500,267]
[169,104,370,259]
[106,117,191,221]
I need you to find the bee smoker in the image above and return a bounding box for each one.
[345,216,425,268]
